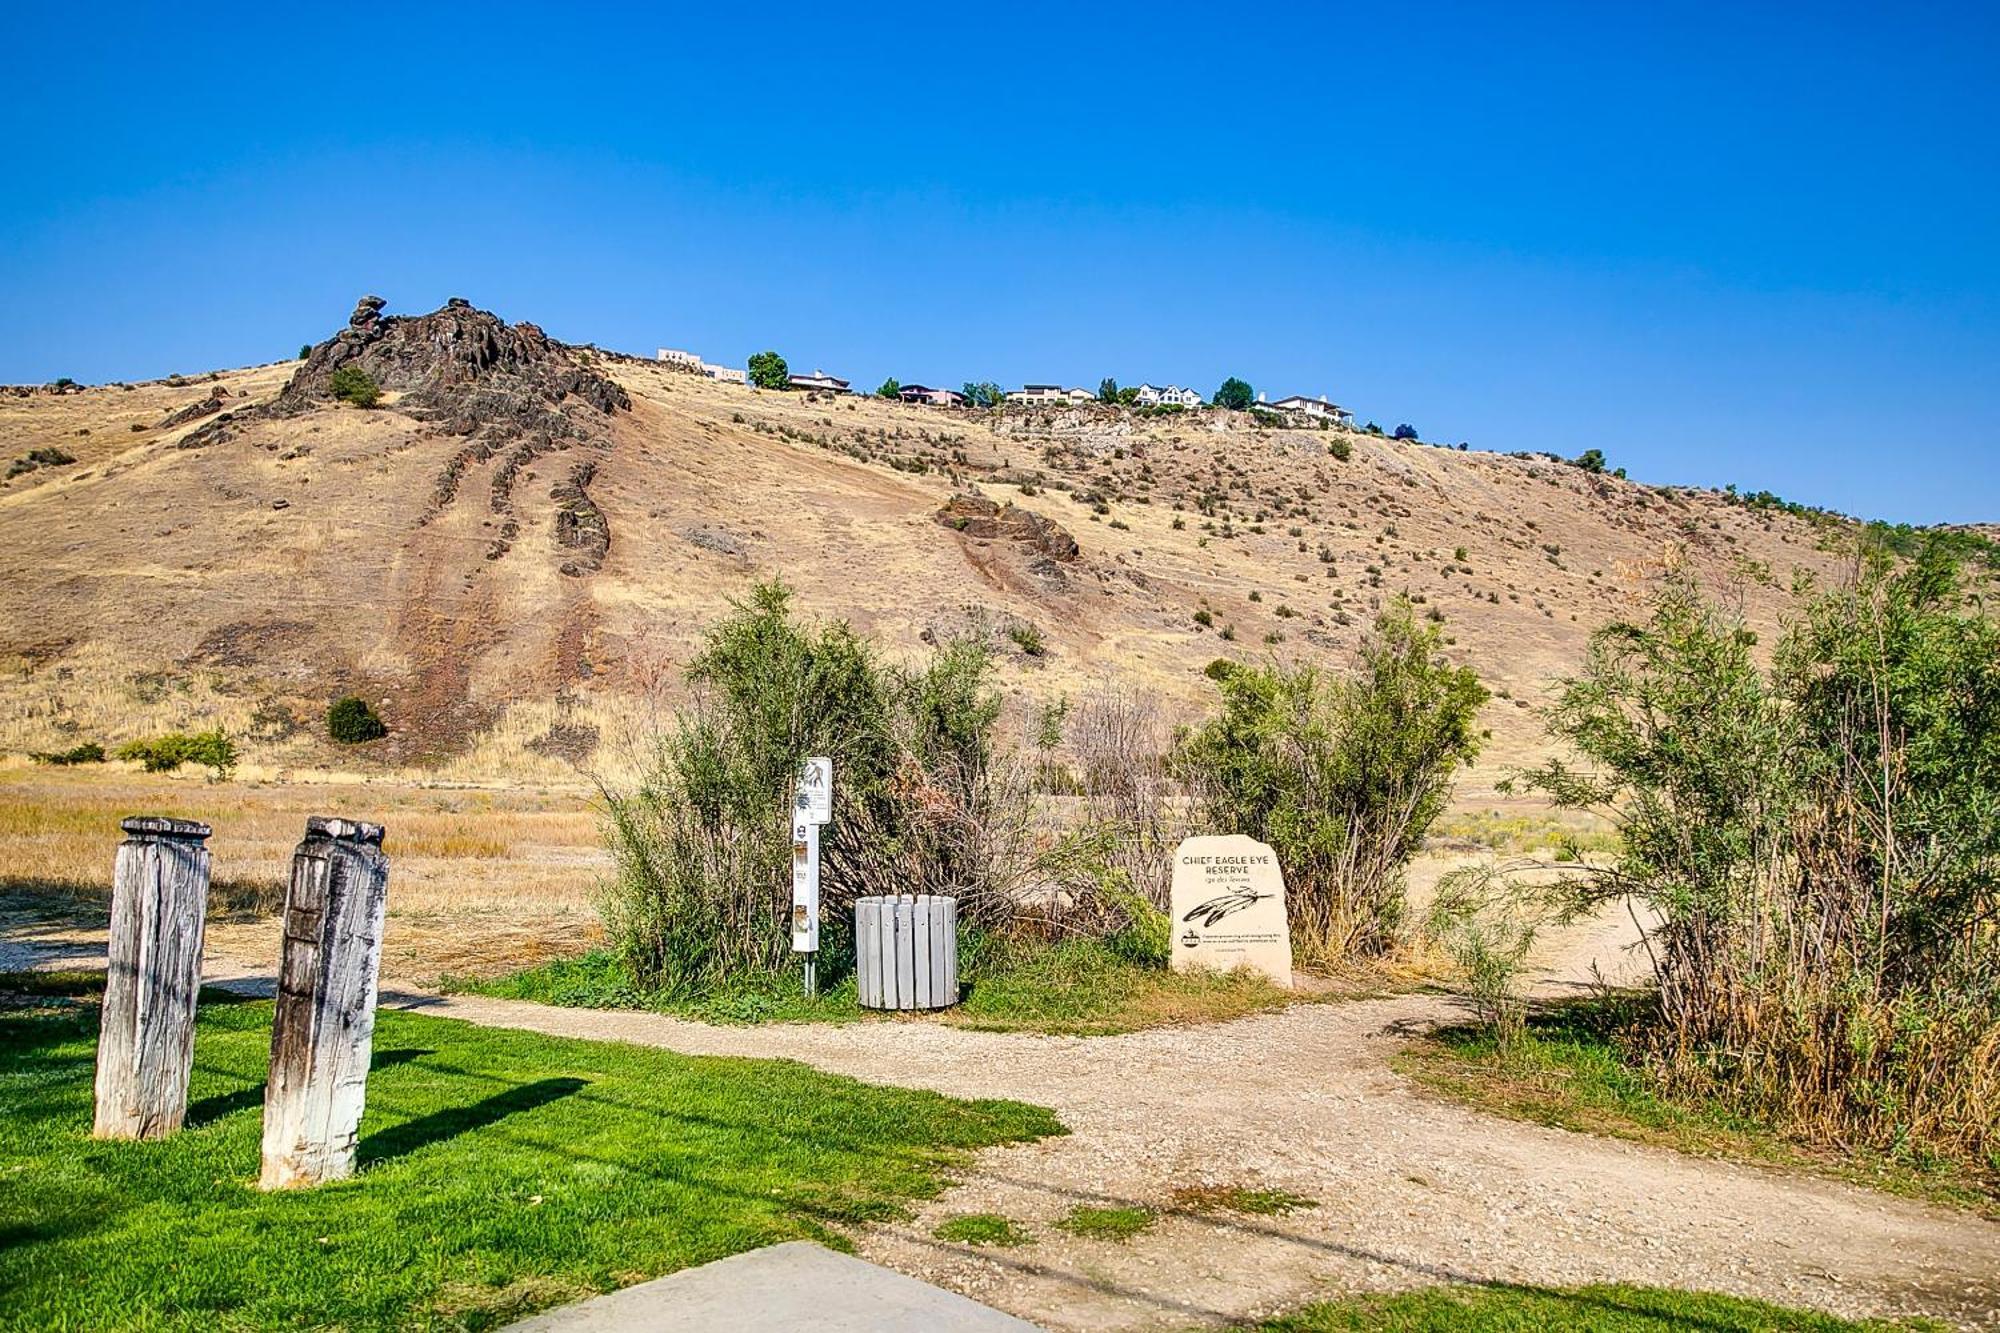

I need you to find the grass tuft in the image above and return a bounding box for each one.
[1054,1204,1156,1242]
[1252,1282,1937,1331]
[931,1212,1034,1247]
[1169,1183,1317,1216]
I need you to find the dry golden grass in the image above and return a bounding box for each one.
[0,761,607,979]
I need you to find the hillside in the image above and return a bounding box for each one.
[0,296,1931,795]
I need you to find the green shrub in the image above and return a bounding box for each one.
[114,730,238,779]
[1176,601,1486,962]
[30,741,106,766]
[326,695,387,744]
[1522,552,2000,1164]
[1328,438,1352,461]
[601,580,1037,994]
[1007,623,1046,657]
[329,365,380,407]
[746,350,789,390]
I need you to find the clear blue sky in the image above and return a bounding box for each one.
[4,2,1995,523]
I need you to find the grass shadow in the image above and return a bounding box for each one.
[357,1076,587,1168]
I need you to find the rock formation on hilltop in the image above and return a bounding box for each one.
[184,295,631,571]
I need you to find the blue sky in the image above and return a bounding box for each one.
[3,2,1995,522]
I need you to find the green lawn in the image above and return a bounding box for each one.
[1252,1283,1935,1331]
[1394,998,1998,1216]
[0,974,1062,1331]
[448,935,1301,1035]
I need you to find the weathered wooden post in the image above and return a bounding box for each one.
[93,816,213,1139]
[259,817,389,1190]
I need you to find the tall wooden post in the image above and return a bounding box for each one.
[94,816,213,1139]
[259,817,389,1190]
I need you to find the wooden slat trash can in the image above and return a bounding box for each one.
[855,895,958,1010]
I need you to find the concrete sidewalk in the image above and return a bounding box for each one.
[502,1241,1040,1332]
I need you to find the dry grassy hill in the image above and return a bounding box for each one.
[0,296,1924,799]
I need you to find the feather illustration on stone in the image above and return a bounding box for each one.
[1182,887,1272,927]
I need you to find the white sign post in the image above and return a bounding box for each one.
[791,757,833,995]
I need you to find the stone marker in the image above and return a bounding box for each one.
[94,816,213,1139]
[1169,834,1292,987]
[259,817,389,1190]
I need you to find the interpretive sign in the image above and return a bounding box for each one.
[790,757,832,993]
[1169,834,1292,987]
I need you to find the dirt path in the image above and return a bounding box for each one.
[10,906,1997,1329]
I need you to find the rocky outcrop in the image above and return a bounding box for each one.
[936,493,1081,564]
[158,387,229,429]
[551,460,610,576]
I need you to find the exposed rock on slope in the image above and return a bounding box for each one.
[937,493,1081,564]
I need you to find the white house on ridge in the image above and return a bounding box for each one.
[1133,384,1202,408]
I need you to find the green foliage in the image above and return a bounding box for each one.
[328,365,380,407]
[1055,1204,1156,1241]
[932,1213,1033,1246]
[1251,1282,1912,1331]
[1115,385,1140,406]
[875,377,900,399]
[1573,447,1607,473]
[1392,423,1418,440]
[1097,376,1119,402]
[1008,622,1046,656]
[0,982,1060,1330]
[1176,602,1487,961]
[1328,437,1352,461]
[113,730,238,779]
[600,580,1005,994]
[326,695,387,744]
[30,741,106,766]
[1401,996,1998,1213]
[1214,376,1254,411]
[960,381,1005,408]
[746,350,790,389]
[1423,865,1549,1047]
[1521,556,2000,1165]
[298,343,311,360]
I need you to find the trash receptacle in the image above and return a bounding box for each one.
[855,895,958,1010]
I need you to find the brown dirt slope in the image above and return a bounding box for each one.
[0,295,1939,786]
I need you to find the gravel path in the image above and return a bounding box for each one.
[12,904,1997,1329]
[193,919,2000,1332]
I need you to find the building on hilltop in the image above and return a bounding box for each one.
[1007,384,1095,405]
[897,384,968,407]
[1133,384,1202,408]
[788,369,850,393]
[657,347,747,384]
[1263,393,1352,426]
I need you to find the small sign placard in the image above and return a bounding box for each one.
[1168,834,1292,987]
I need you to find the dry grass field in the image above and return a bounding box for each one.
[0,295,1970,971]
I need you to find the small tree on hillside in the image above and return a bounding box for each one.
[1098,377,1119,403]
[747,351,790,390]
[1392,423,1418,440]
[330,366,380,408]
[1572,447,1607,473]
[1214,377,1254,411]
[961,381,1005,408]
[327,695,388,744]
[876,377,901,399]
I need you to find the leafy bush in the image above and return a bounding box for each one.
[329,365,380,408]
[1213,377,1254,411]
[746,350,789,390]
[31,741,106,766]
[875,377,900,399]
[1572,448,1607,473]
[114,730,238,779]
[1328,437,1352,461]
[1176,601,1487,962]
[1392,423,1418,440]
[1521,552,2000,1164]
[326,695,387,744]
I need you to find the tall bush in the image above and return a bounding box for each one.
[1522,549,2000,1162]
[599,582,1088,994]
[1176,600,1487,962]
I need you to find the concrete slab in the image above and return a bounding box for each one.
[500,1241,1041,1332]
